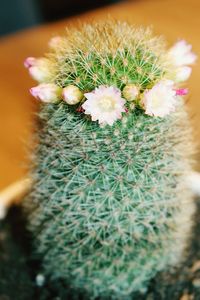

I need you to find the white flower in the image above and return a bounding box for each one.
[82,86,126,126]
[24,57,51,82]
[122,84,140,101]
[62,85,83,105]
[142,80,177,117]
[175,66,192,82]
[168,40,197,67]
[30,83,62,103]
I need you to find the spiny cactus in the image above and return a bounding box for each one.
[24,21,196,299]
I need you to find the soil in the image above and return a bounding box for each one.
[1,199,200,300]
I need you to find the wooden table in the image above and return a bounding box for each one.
[0,0,200,190]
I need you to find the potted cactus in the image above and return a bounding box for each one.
[21,20,198,299]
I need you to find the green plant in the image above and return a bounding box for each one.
[24,21,196,299]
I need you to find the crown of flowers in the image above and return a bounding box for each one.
[25,39,197,126]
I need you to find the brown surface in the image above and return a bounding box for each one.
[0,0,200,189]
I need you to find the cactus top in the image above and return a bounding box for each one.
[25,20,196,126]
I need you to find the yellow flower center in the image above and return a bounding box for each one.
[151,95,161,109]
[99,96,116,111]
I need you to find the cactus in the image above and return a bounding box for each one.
[24,21,196,299]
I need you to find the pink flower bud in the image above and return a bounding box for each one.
[24,57,51,83]
[24,57,37,68]
[175,88,188,96]
[62,85,83,105]
[122,84,140,101]
[76,106,84,113]
[30,83,62,103]
[125,108,129,113]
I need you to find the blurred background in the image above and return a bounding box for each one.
[1,0,120,36]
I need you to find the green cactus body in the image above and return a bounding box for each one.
[24,21,195,299]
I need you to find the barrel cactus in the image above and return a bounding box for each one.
[24,21,197,299]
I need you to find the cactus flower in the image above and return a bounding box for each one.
[168,40,197,66]
[62,85,83,105]
[83,85,126,125]
[142,80,177,117]
[30,83,62,103]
